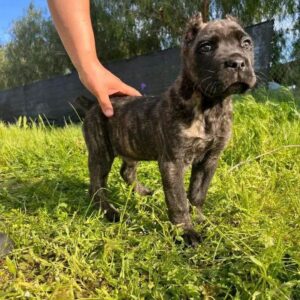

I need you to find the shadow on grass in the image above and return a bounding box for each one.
[0,172,170,239]
[0,174,130,217]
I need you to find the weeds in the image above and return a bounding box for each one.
[0,93,299,299]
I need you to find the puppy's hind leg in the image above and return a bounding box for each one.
[88,153,120,222]
[120,159,153,196]
[84,118,120,222]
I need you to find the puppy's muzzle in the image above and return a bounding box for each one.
[224,57,246,72]
[222,54,255,92]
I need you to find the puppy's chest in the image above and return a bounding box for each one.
[179,108,232,162]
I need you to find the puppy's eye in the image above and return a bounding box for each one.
[241,38,252,49]
[199,42,214,52]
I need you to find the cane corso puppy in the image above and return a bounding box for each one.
[76,14,256,246]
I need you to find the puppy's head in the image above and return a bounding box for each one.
[182,13,256,98]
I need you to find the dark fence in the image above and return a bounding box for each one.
[0,20,274,124]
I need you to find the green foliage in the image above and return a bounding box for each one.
[0,3,72,90]
[90,0,201,61]
[0,47,8,89]
[0,95,299,298]
[214,0,297,24]
[251,86,299,104]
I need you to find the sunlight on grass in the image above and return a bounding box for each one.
[0,93,300,299]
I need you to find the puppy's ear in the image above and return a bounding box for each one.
[184,12,203,45]
[225,14,241,24]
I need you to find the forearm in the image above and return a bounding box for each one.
[48,0,141,116]
[47,0,100,72]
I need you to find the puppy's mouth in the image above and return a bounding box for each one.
[225,82,250,94]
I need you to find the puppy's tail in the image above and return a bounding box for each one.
[73,95,96,117]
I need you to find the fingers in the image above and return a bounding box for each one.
[98,81,141,117]
[118,82,142,97]
[78,64,141,117]
[97,90,114,117]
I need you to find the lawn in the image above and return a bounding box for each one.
[0,89,300,299]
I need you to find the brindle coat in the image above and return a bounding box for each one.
[76,14,256,246]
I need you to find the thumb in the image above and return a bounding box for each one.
[119,82,142,96]
[97,90,114,117]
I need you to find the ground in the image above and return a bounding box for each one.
[0,89,300,299]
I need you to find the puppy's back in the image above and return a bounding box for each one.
[77,95,165,161]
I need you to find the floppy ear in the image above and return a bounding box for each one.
[184,12,203,45]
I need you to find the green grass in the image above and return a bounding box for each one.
[0,92,300,299]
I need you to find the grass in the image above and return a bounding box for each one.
[0,90,300,299]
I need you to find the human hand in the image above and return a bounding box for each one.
[78,62,141,117]
[48,0,140,117]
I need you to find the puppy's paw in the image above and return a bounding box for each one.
[182,229,203,247]
[104,207,120,222]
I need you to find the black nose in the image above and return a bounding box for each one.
[225,58,246,71]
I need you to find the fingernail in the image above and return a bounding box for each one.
[104,108,113,117]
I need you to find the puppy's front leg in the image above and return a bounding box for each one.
[159,160,201,246]
[188,152,220,222]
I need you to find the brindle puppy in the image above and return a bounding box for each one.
[76,14,256,246]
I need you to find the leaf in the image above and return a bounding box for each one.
[50,284,74,300]
[5,256,17,277]
[249,256,264,269]
[252,291,261,299]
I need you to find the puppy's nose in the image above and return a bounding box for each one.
[225,58,246,71]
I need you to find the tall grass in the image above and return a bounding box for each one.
[0,92,299,299]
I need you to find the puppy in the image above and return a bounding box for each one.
[76,14,256,246]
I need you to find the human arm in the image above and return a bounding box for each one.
[47,0,141,117]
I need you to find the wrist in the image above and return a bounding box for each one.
[76,57,104,77]
[77,59,108,99]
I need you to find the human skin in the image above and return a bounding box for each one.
[47,0,141,117]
